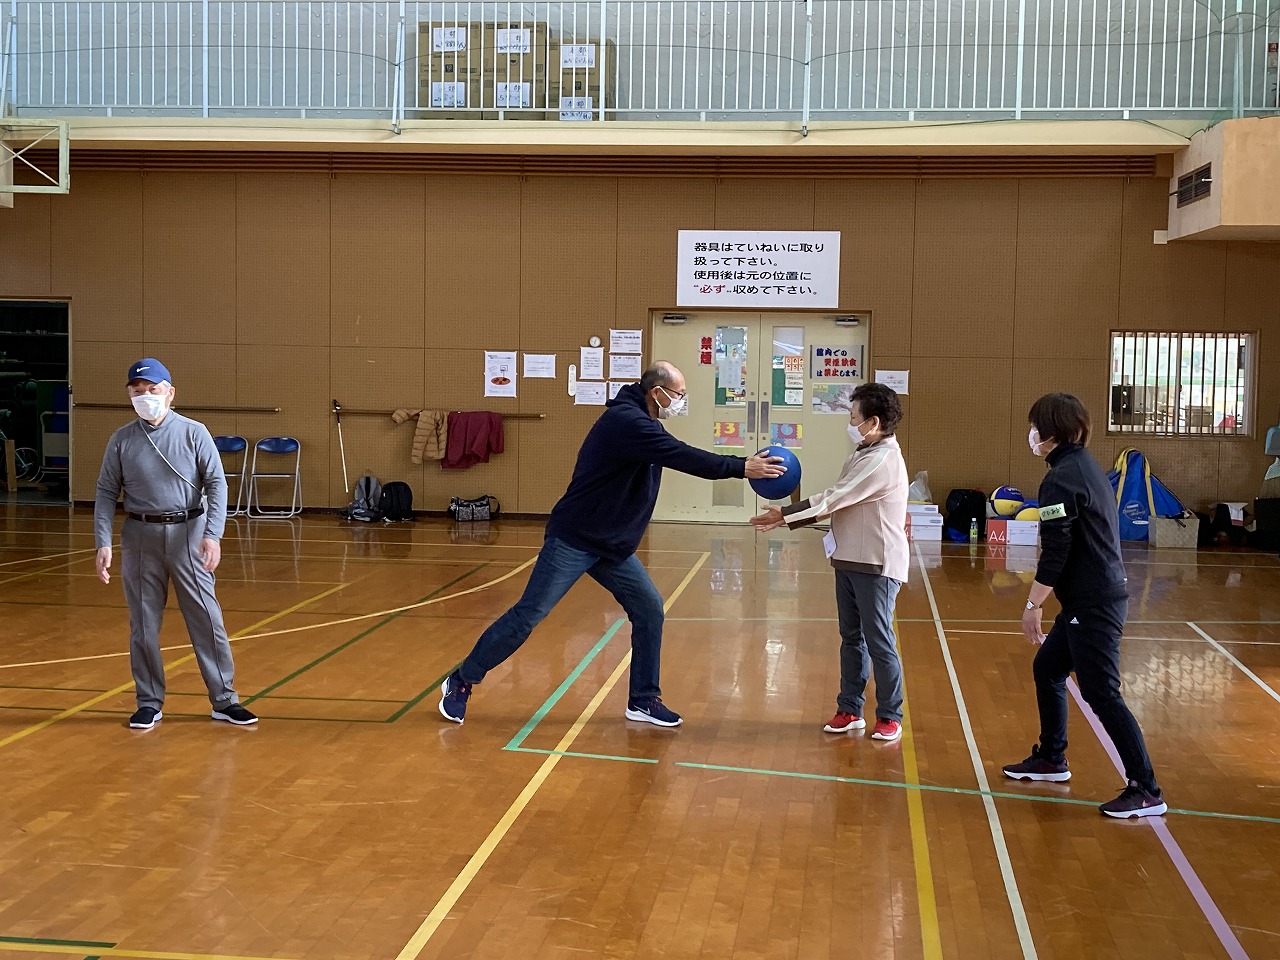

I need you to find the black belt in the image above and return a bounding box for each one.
[127,508,204,524]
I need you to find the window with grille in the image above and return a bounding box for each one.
[1108,332,1255,436]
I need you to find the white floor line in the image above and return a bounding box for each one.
[914,544,1039,960]
[1187,622,1280,705]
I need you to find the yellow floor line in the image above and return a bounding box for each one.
[394,552,710,960]
[0,560,539,672]
[0,554,95,586]
[0,582,349,751]
[0,943,298,960]
[0,546,99,568]
[897,618,945,960]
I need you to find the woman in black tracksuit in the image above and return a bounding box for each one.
[1002,392,1166,819]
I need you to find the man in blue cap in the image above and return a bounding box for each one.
[94,358,258,730]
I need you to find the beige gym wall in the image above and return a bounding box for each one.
[1,166,1276,514]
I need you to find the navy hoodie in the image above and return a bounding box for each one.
[545,383,747,561]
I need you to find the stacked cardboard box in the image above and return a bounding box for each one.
[417,21,553,119]
[906,503,943,542]
[416,23,614,120]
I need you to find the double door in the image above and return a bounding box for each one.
[651,312,869,523]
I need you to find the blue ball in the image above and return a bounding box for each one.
[749,446,802,501]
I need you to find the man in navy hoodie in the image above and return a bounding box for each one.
[440,361,786,727]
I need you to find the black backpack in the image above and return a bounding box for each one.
[945,488,988,541]
[379,481,415,522]
[343,475,383,522]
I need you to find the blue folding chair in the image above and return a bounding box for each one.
[213,435,249,517]
[247,437,302,518]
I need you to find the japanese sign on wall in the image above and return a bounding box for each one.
[677,230,841,308]
[811,345,864,380]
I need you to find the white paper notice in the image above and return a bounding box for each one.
[560,43,597,68]
[575,382,607,405]
[493,28,531,53]
[608,382,626,399]
[875,370,910,394]
[609,329,643,354]
[484,351,517,398]
[677,230,841,308]
[609,354,642,380]
[580,346,605,380]
[523,354,556,379]
[823,530,838,559]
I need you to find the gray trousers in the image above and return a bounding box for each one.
[834,569,904,722]
[120,517,237,710]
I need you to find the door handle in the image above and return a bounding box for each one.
[747,400,756,434]
[760,401,770,442]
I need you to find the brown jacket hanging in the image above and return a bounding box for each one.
[391,408,449,464]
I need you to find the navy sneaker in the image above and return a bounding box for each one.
[625,696,683,727]
[212,703,258,726]
[1100,782,1167,819]
[129,707,162,730]
[439,671,472,724]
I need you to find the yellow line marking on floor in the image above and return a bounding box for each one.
[394,551,710,960]
[0,546,100,568]
[0,583,349,750]
[0,554,95,586]
[896,617,945,960]
[0,560,538,672]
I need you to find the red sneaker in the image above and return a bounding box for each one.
[823,712,865,733]
[871,718,902,742]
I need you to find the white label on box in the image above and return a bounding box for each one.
[495,28,532,53]
[433,27,468,52]
[495,82,532,108]
[560,96,593,121]
[906,503,940,514]
[431,82,468,107]
[561,43,597,68]
[987,520,1040,546]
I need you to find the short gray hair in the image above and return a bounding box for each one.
[640,361,678,393]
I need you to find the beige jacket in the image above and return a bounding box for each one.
[780,434,910,583]
[392,408,448,463]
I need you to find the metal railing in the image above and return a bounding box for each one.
[3,1,1278,124]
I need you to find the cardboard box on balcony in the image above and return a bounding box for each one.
[416,21,552,119]
[548,39,617,120]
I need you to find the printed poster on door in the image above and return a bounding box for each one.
[811,345,864,380]
[677,231,841,308]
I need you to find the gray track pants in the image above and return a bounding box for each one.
[120,517,237,710]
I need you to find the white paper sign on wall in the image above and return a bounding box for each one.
[676,231,841,308]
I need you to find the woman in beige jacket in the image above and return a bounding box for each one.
[752,383,909,742]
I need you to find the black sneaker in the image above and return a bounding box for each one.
[129,707,163,730]
[625,696,683,727]
[211,703,259,726]
[1100,782,1167,819]
[439,671,471,724]
[1002,745,1072,782]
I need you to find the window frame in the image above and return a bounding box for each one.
[1106,330,1257,439]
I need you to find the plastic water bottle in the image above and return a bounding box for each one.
[969,517,979,543]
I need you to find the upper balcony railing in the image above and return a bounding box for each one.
[2,1,1277,127]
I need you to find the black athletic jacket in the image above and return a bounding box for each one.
[1035,443,1129,609]
[544,384,746,561]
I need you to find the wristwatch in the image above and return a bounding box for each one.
[1025,600,1041,611]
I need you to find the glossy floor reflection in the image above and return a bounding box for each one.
[0,507,1277,960]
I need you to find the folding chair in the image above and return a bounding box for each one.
[213,435,249,516]
[246,436,302,518]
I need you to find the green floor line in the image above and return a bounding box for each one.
[0,936,115,948]
[386,664,458,723]
[505,619,626,751]
[243,563,489,707]
[507,745,659,764]
[675,761,1280,827]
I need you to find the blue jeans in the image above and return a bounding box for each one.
[834,569,904,722]
[459,537,666,700]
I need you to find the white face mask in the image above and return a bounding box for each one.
[656,387,687,420]
[131,390,168,422]
[849,418,875,445]
[1028,428,1046,457]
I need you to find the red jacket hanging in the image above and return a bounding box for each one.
[443,412,505,470]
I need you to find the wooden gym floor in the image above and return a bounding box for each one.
[0,507,1277,960]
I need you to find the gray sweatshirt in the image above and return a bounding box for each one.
[94,412,228,548]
